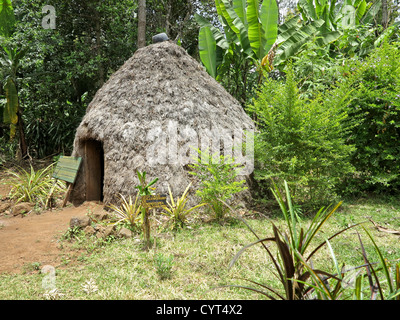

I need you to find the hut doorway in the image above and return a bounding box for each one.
[83,139,104,202]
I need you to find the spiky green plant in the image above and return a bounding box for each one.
[357,227,400,300]
[107,193,142,231]
[161,182,206,230]
[227,180,362,300]
[8,163,64,207]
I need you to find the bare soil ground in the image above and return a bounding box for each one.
[0,182,105,274]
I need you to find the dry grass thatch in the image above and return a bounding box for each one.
[70,41,255,207]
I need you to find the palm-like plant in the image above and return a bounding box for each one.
[0,0,28,157]
[161,183,206,230]
[228,180,362,300]
[274,0,382,66]
[8,163,64,207]
[135,170,158,250]
[107,193,142,231]
[195,0,278,79]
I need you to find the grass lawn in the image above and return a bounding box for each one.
[0,193,399,300]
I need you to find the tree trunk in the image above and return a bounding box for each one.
[94,8,104,86]
[138,0,146,48]
[17,111,28,159]
[381,0,389,29]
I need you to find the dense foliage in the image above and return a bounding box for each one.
[338,41,400,195]
[1,0,400,202]
[0,0,215,159]
[248,63,355,207]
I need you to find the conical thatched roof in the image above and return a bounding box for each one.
[70,41,254,207]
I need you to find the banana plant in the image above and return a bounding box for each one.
[0,0,28,158]
[0,0,15,38]
[195,0,278,79]
[274,0,382,66]
[1,46,26,139]
[135,170,158,250]
[297,0,378,30]
[274,17,341,65]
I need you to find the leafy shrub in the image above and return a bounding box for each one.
[227,181,356,299]
[247,63,355,208]
[161,182,206,230]
[291,38,345,99]
[189,149,247,220]
[336,41,400,195]
[227,181,400,300]
[8,163,65,207]
[154,253,174,280]
[107,193,142,232]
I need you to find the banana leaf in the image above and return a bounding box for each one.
[220,0,253,58]
[233,0,248,26]
[195,14,229,51]
[275,19,340,65]
[3,77,19,139]
[199,26,217,79]
[360,0,381,24]
[0,0,15,38]
[275,20,325,65]
[355,0,367,23]
[246,0,266,58]
[260,0,278,55]
[298,0,318,21]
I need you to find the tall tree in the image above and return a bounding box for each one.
[0,0,28,159]
[7,0,138,158]
[138,0,146,48]
[381,0,389,29]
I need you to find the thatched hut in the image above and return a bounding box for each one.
[69,40,254,207]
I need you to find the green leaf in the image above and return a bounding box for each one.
[194,14,229,51]
[355,0,367,23]
[274,19,340,65]
[246,0,266,59]
[3,77,19,137]
[220,0,253,58]
[198,26,217,78]
[298,0,318,21]
[362,225,394,294]
[0,0,15,38]
[360,0,381,25]
[315,29,341,47]
[233,0,247,26]
[260,0,278,53]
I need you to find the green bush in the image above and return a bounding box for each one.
[161,183,206,230]
[228,181,400,300]
[336,41,400,195]
[247,63,355,208]
[154,253,174,280]
[189,149,247,220]
[8,163,65,207]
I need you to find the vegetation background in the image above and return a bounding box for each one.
[0,0,400,301]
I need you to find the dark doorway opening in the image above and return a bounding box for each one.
[83,139,104,202]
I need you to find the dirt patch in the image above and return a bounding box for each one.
[0,201,105,274]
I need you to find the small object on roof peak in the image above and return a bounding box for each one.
[152,33,169,44]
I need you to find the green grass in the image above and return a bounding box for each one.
[0,196,399,300]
